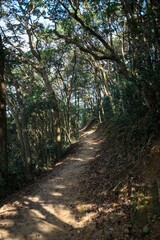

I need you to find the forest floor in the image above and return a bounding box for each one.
[0,122,160,240]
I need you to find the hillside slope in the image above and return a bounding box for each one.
[78,120,160,240]
[0,120,160,240]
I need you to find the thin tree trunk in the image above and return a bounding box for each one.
[116,63,125,116]
[41,70,61,162]
[14,80,32,176]
[0,34,8,178]
[6,98,26,166]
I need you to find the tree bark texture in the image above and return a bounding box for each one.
[0,34,8,177]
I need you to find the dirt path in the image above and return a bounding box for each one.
[0,125,100,240]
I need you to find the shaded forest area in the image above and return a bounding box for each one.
[0,0,160,201]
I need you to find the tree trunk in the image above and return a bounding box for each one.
[0,34,8,178]
[14,80,32,176]
[6,98,26,166]
[41,70,61,162]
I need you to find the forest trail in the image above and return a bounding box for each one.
[0,125,101,240]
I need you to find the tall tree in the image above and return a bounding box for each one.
[0,34,8,178]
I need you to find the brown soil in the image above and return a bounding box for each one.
[0,125,101,240]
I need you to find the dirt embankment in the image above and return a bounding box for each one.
[78,121,160,240]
